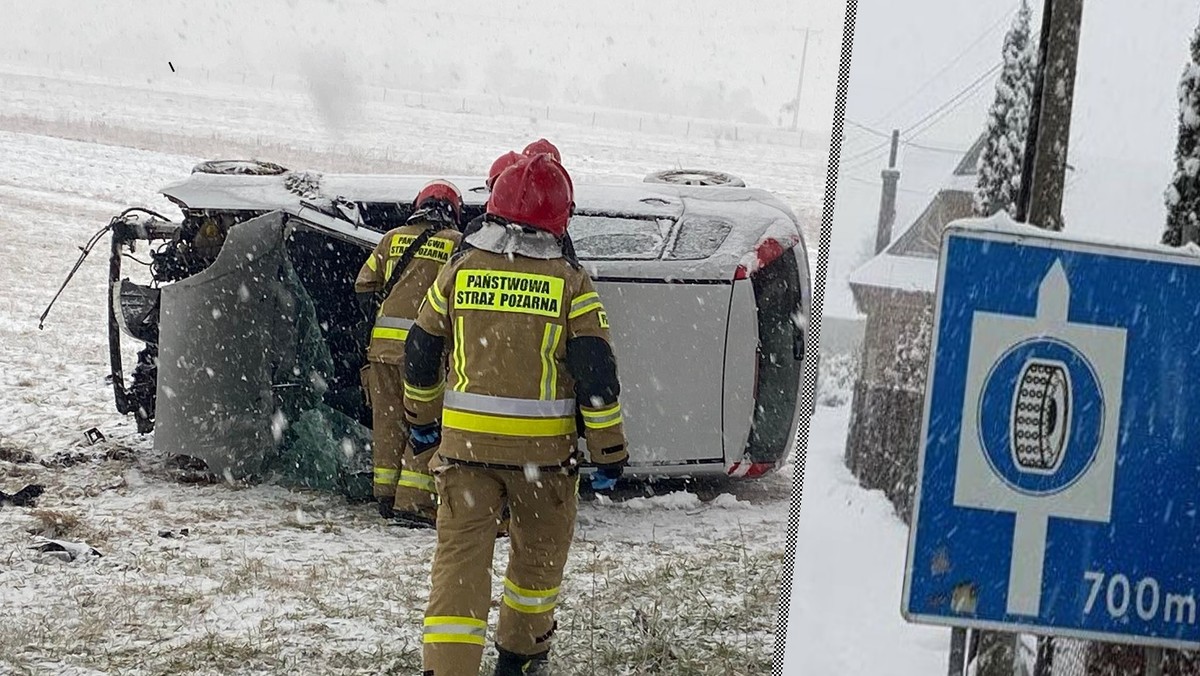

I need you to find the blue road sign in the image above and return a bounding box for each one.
[903,221,1200,649]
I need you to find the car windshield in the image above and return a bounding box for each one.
[569,214,673,260]
[666,217,733,260]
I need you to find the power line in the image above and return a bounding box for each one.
[838,138,892,169]
[842,174,930,195]
[871,4,1018,127]
[845,118,892,139]
[847,118,971,155]
[905,140,971,155]
[901,61,1001,141]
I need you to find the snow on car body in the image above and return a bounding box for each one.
[107,164,810,483]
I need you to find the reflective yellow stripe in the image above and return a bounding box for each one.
[405,380,445,402]
[424,633,486,645]
[538,324,563,400]
[373,467,399,485]
[366,255,378,271]
[385,258,395,282]
[502,578,560,614]
[425,616,487,628]
[371,327,409,341]
[570,292,599,311]
[582,403,621,419]
[568,292,604,319]
[582,403,623,429]
[443,409,575,437]
[426,284,448,315]
[583,414,624,430]
[443,391,575,417]
[397,471,436,494]
[423,616,486,645]
[452,317,469,393]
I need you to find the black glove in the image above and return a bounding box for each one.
[409,421,442,455]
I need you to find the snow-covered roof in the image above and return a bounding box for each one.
[847,251,938,295]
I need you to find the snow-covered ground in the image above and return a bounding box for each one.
[783,404,949,674]
[0,66,819,674]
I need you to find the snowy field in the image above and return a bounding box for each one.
[0,67,824,675]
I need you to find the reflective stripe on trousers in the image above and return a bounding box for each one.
[424,616,487,646]
[502,578,560,614]
[374,467,399,486]
[398,470,436,494]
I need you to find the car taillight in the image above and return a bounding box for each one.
[734,237,794,280]
[726,461,776,479]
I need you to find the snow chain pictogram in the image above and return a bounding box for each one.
[1012,360,1071,473]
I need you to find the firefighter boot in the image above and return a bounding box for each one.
[377,496,396,519]
[493,647,550,676]
[393,444,438,529]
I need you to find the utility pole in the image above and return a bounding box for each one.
[979,2,1085,675]
[791,28,812,132]
[874,129,901,254]
[1016,0,1084,231]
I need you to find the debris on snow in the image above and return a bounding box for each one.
[29,537,102,562]
[0,484,45,508]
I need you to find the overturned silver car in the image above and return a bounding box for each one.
[104,161,810,496]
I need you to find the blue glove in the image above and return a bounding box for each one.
[590,465,622,492]
[409,422,441,454]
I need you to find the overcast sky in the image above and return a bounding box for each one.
[0,0,847,132]
[826,0,1200,316]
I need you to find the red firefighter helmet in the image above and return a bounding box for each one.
[522,138,562,163]
[410,179,463,227]
[486,154,573,238]
[486,151,523,190]
[521,138,574,203]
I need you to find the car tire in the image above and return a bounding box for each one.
[191,160,289,176]
[643,169,746,188]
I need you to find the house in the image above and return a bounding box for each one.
[842,133,985,520]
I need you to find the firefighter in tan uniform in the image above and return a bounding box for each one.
[354,180,464,527]
[404,153,627,676]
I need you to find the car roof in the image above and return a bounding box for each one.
[159,169,803,273]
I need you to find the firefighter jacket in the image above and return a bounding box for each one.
[354,221,462,365]
[403,221,628,470]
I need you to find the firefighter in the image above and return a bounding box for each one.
[354,179,464,527]
[404,153,627,676]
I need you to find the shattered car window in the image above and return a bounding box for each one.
[666,217,733,260]
[569,215,672,260]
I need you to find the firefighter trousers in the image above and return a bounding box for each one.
[367,362,436,517]
[422,458,577,676]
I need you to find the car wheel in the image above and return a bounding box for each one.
[191,159,289,176]
[643,169,746,188]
